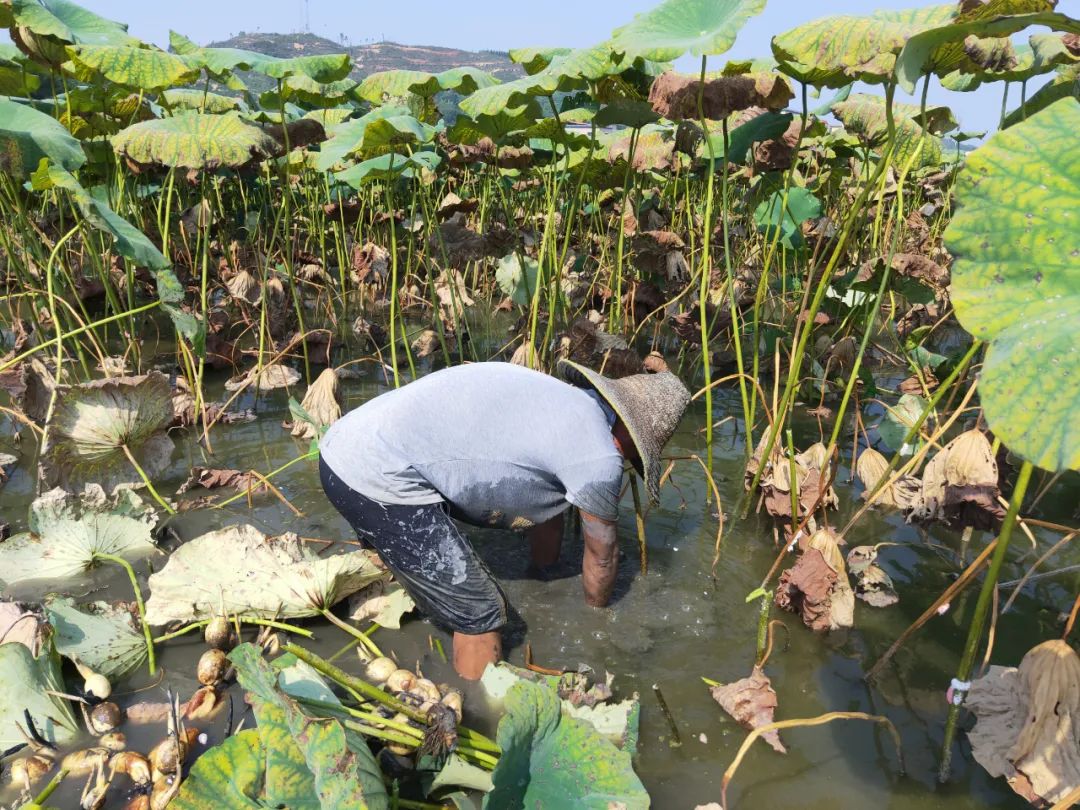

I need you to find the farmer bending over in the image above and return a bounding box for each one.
[319,360,690,679]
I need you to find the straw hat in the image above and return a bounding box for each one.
[559,359,690,503]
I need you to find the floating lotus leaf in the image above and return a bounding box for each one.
[143,524,386,625]
[831,93,948,168]
[0,486,159,590]
[0,640,78,751]
[772,5,955,87]
[9,0,137,68]
[894,9,1079,93]
[610,0,766,62]
[484,675,648,809]
[41,371,174,494]
[0,98,85,179]
[68,43,201,91]
[943,98,1080,471]
[44,596,146,680]
[495,253,541,306]
[112,112,282,170]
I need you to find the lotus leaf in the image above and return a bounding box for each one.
[484,675,648,809]
[68,44,200,90]
[1002,62,1080,127]
[315,105,412,170]
[335,151,441,188]
[41,371,174,494]
[44,596,146,680]
[0,640,78,751]
[163,87,242,113]
[0,485,159,590]
[772,5,955,87]
[9,0,137,67]
[495,253,540,306]
[0,98,86,179]
[753,186,821,250]
[943,98,1080,471]
[143,524,386,625]
[113,112,282,170]
[509,46,572,75]
[358,69,434,104]
[894,9,1079,94]
[168,30,351,84]
[831,93,948,168]
[610,0,766,62]
[877,392,928,456]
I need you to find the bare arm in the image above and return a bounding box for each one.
[580,510,618,607]
[527,513,564,568]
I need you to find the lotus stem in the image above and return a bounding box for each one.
[120,444,175,516]
[152,617,313,645]
[938,460,1034,782]
[28,768,68,806]
[94,553,155,676]
[318,608,383,658]
[629,473,648,575]
[721,712,904,809]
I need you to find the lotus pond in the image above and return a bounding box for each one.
[0,0,1079,808]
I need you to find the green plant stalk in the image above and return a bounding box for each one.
[785,428,799,527]
[94,552,155,676]
[386,162,402,387]
[938,460,1033,782]
[121,443,176,516]
[610,126,640,331]
[754,590,771,663]
[319,607,384,658]
[26,768,68,807]
[152,616,314,644]
[213,449,319,509]
[696,55,717,477]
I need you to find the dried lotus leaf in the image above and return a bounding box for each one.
[943,429,997,488]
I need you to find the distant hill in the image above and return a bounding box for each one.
[206,32,524,83]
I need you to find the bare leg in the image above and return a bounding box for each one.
[452,630,502,680]
[581,510,619,607]
[528,513,564,568]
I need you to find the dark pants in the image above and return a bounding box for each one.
[320,457,508,635]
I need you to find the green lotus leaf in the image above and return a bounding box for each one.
[171,729,271,810]
[112,112,281,169]
[9,0,137,67]
[429,66,500,96]
[483,676,648,809]
[262,74,359,109]
[610,0,766,61]
[877,392,928,455]
[0,45,43,94]
[227,644,390,809]
[335,151,441,188]
[703,110,793,165]
[67,44,200,91]
[831,93,947,168]
[1002,62,1080,127]
[0,485,159,590]
[163,87,243,113]
[772,5,955,88]
[0,98,85,178]
[943,98,1080,471]
[358,69,434,103]
[753,185,821,250]
[0,640,79,751]
[44,596,147,680]
[41,370,174,494]
[594,99,660,129]
[447,102,543,144]
[495,253,541,306]
[315,105,411,170]
[509,46,572,75]
[167,29,351,83]
[894,9,1078,93]
[144,524,386,625]
[303,107,354,127]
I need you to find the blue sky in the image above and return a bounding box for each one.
[42,1,1077,134]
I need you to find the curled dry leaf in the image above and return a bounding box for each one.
[291,368,341,440]
[346,580,416,629]
[967,639,1080,805]
[350,242,389,286]
[648,71,793,122]
[224,363,301,393]
[855,447,921,510]
[0,601,44,653]
[411,329,443,360]
[852,564,899,608]
[226,269,261,306]
[177,467,263,496]
[909,429,1005,530]
[434,268,475,321]
[632,230,689,281]
[775,528,854,632]
[510,341,542,370]
[709,665,786,754]
[437,192,478,220]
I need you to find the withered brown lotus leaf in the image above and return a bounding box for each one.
[648,71,793,122]
[437,192,479,220]
[350,242,390,286]
[225,269,260,306]
[911,429,1004,529]
[855,447,921,510]
[776,529,854,632]
[709,665,786,753]
[177,467,263,496]
[290,368,341,440]
[967,639,1080,805]
[853,563,899,608]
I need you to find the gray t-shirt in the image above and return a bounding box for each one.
[319,363,624,527]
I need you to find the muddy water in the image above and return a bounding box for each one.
[2,341,1075,808]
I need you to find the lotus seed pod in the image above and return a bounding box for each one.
[385,668,417,693]
[413,678,441,703]
[365,656,397,684]
[109,751,152,785]
[203,616,235,651]
[100,731,127,751]
[61,747,109,776]
[88,701,124,735]
[197,648,228,686]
